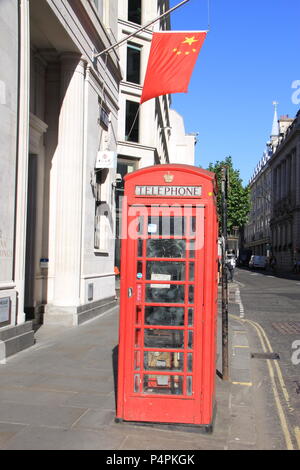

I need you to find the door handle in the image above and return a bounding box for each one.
[128,287,133,298]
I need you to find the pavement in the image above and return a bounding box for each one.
[0,282,284,451]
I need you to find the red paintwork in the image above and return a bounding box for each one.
[116,164,218,426]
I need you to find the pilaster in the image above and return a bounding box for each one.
[51,54,86,311]
[14,0,30,325]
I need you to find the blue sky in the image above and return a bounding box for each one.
[169,0,300,184]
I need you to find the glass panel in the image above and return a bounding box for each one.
[147,216,185,236]
[128,0,141,24]
[188,285,194,303]
[143,375,183,395]
[136,306,142,324]
[145,306,184,326]
[134,351,141,370]
[186,376,193,396]
[135,329,142,347]
[134,374,140,393]
[137,261,143,279]
[188,308,194,327]
[188,240,195,258]
[146,285,185,303]
[190,216,196,236]
[187,353,193,372]
[188,331,193,349]
[144,329,184,349]
[127,43,141,84]
[137,216,144,235]
[125,100,139,142]
[144,352,184,371]
[189,262,195,281]
[137,239,143,257]
[146,261,185,281]
[146,239,186,258]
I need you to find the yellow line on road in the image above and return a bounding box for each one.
[249,319,291,407]
[294,427,300,450]
[229,313,295,450]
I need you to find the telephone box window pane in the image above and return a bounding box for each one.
[188,240,195,258]
[136,306,142,324]
[188,285,194,303]
[137,261,143,278]
[188,308,194,327]
[144,329,184,349]
[147,216,185,236]
[134,351,141,370]
[137,217,144,235]
[143,375,183,395]
[188,331,193,349]
[144,352,184,371]
[146,285,185,303]
[146,239,186,258]
[187,353,193,372]
[189,262,195,281]
[137,239,143,257]
[145,306,184,326]
[146,262,185,281]
[135,329,142,347]
[186,376,193,396]
[134,374,140,393]
[190,216,196,236]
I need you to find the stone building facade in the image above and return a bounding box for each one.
[244,108,300,271]
[0,0,122,357]
[0,0,196,358]
[244,152,272,256]
[269,111,300,270]
[115,0,196,267]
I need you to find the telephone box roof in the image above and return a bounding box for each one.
[124,164,217,189]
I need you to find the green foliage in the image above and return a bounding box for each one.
[207,156,250,233]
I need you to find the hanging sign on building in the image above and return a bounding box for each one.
[0,297,10,326]
[95,151,117,169]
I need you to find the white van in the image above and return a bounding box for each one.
[249,255,267,269]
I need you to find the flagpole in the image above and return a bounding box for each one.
[93,0,191,59]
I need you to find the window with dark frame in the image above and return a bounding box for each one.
[127,43,141,84]
[125,100,140,143]
[128,0,142,25]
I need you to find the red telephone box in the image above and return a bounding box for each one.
[116,164,218,430]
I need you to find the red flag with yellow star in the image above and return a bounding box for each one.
[140,31,207,104]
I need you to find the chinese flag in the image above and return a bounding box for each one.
[140,31,207,104]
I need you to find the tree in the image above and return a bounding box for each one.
[207,156,250,234]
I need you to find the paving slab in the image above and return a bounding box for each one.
[0,295,263,450]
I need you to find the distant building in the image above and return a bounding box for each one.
[244,104,300,271]
[244,106,275,257]
[168,109,197,165]
[269,110,300,270]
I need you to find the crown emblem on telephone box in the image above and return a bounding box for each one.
[164,172,174,183]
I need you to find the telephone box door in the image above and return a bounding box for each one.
[118,204,206,424]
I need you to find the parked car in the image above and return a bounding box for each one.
[249,255,267,270]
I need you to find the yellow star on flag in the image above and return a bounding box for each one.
[182,36,198,46]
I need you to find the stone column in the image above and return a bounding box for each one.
[14,0,30,325]
[47,54,86,323]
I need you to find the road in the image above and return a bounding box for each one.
[233,268,300,450]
